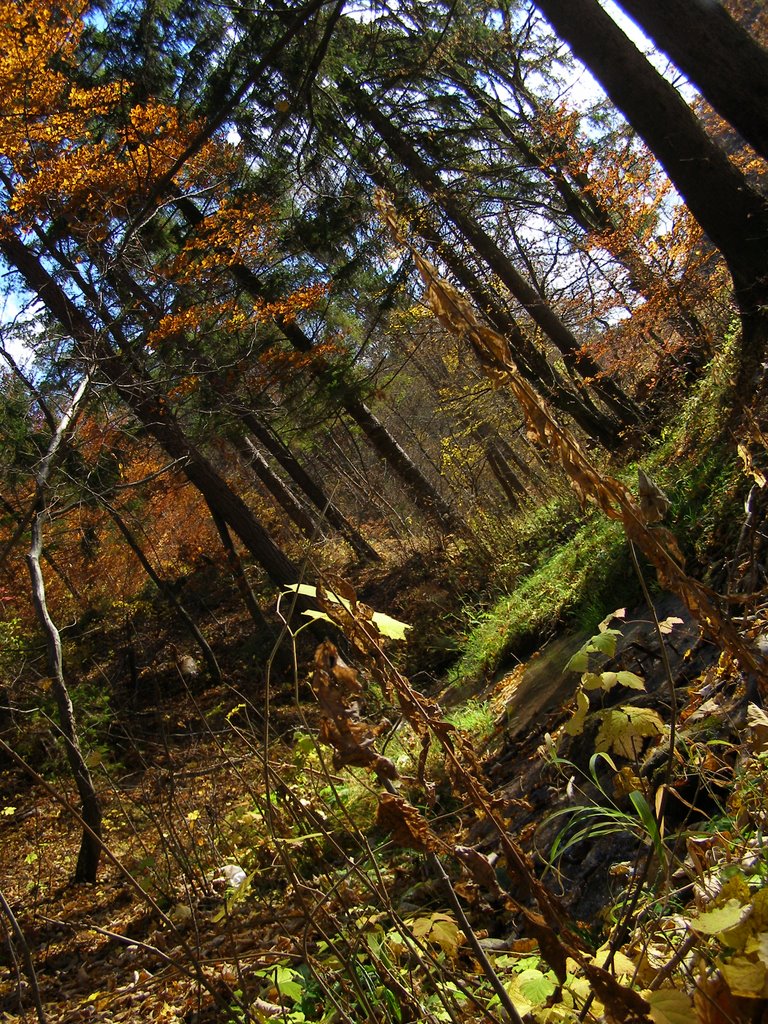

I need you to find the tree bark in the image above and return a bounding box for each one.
[532,0,768,388]
[25,372,102,883]
[615,0,768,162]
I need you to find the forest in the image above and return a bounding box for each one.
[0,0,767,1021]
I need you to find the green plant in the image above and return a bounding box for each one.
[448,516,631,688]
[543,750,666,876]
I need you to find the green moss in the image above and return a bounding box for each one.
[448,515,633,688]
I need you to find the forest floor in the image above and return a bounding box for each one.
[1,540,766,1024]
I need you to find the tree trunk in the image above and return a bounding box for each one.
[237,435,323,541]
[239,411,382,562]
[615,0,768,162]
[340,77,640,428]
[25,372,102,883]
[532,0,768,388]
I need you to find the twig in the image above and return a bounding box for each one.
[427,852,526,1024]
[0,885,47,1024]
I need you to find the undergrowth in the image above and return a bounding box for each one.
[448,337,745,692]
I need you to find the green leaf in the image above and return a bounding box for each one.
[516,968,557,1005]
[371,611,411,641]
[588,630,620,656]
[616,670,645,690]
[629,790,666,872]
[565,650,589,674]
[301,608,334,625]
[582,672,604,691]
[687,898,750,936]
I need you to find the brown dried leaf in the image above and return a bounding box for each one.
[376,793,440,853]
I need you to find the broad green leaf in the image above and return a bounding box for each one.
[301,608,333,625]
[687,898,750,936]
[645,988,695,1024]
[616,671,645,690]
[565,650,589,673]
[516,968,557,1005]
[286,583,321,598]
[588,631,619,656]
[371,611,411,641]
[503,979,533,1017]
[595,707,664,758]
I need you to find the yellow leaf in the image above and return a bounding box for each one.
[565,688,590,736]
[719,956,768,998]
[644,988,695,1024]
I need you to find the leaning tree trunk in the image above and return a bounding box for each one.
[615,0,768,163]
[339,77,640,429]
[0,232,300,590]
[205,503,275,636]
[26,372,102,883]
[239,410,382,563]
[236,434,323,541]
[532,0,768,394]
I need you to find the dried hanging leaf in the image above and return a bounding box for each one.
[313,641,399,784]
[376,793,440,853]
